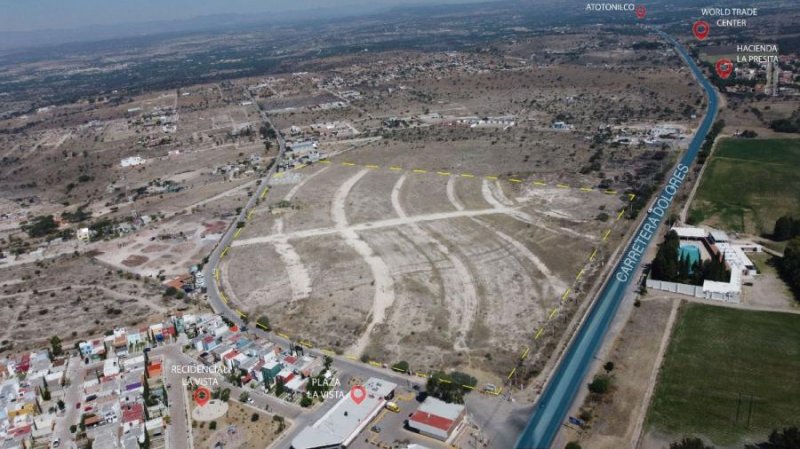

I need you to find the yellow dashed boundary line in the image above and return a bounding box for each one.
[220,247,229,258]
[389,166,403,171]
[413,169,427,173]
[507,196,634,382]
[342,162,356,166]
[437,171,451,176]
[256,323,269,331]
[485,175,498,180]
[460,173,474,178]
[366,164,380,169]
[233,228,242,239]
[277,332,289,339]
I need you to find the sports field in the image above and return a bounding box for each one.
[690,138,800,234]
[647,303,800,445]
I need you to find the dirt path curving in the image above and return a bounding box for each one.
[335,169,396,356]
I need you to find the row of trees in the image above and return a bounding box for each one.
[773,216,800,241]
[779,238,800,301]
[651,231,730,285]
[697,120,725,165]
[669,426,799,448]
[425,371,477,404]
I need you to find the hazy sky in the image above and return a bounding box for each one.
[0,0,479,32]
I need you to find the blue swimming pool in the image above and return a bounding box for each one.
[679,245,701,267]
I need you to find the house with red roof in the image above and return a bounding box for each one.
[407,397,465,442]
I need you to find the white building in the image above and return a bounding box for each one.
[291,377,396,449]
[120,156,145,168]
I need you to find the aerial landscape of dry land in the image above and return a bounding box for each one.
[1,1,799,448]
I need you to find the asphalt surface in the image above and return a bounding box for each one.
[514,32,719,449]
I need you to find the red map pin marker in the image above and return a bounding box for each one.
[193,386,211,407]
[715,58,734,79]
[635,5,647,19]
[692,20,710,40]
[350,385,366,405]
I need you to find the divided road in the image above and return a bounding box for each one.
[514,32,720,449]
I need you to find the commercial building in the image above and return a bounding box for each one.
[407,397,466,442]
[291,377,397,449]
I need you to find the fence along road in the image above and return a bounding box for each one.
[514,31,719,449]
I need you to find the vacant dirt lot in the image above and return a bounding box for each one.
[0,254,185,354]
[222,158,623,380]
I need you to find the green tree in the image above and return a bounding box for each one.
[669,437,714,449]
[323,355,333,372]
[651,231,681,282]
[300,395,313,408]
[392,360,410,373]
[23,215,59,238]
[50,336,63,357]
[774,216,800,241]
[565,443,582,449]
[758,426,800,449]
[274,377,286,397]
[587,375,610,395]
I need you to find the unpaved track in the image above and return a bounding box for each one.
[268,167,330,302]
[272,238,312,302]
[232,206,530,247]
[272,166,330,234]
[334,169,396,356]
[393,174,478,351]
[445,179,568,298]
[481,179,597,241]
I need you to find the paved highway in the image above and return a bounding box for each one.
[515,32,719,449]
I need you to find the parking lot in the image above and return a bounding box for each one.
[347,386,462,449]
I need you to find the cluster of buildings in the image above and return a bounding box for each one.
[189,315,323,396]
[278,140,326,171]
[0,351,64,447]
[646,226,760,302]
[731,55,799,96]
[288,121,360,140]
[291,378,467,449]
[418,113,517,129]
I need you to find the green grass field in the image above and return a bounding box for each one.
[647,303,800,445]
[690,138,800,234]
